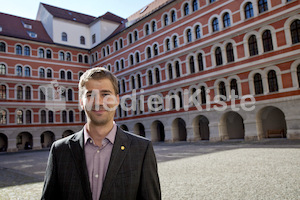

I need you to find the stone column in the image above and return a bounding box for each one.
[209,122,221,142]
[32,136,42,150]
[164,126,173,142]
[186,125,194,142]
[244,119,258,141]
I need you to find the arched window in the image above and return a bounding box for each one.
[62,111,67,123]
[0,85,6,99]
[155,68,160,83]
[67,71,72,80]
[40,87,45,100]
[84,55,89,63]
[168,64,173,80]
[147,47,152,59]
[122,79,126,93]
[135,52,140,63]
[193,0,198,11]
[16,66,22,76]
[268,70,278,92]
[200,86,206,104]
[178,91,183,108]
[223,13,231,28]
[145,24,150,36]
[102,48,106,57]
[134,31,138,41]
[248,35,258,56]
[115,41,119,51]
[25,86,31,100]
[59,52,65,61]
[49,111,54,123]
[296,65,300,88]
[164,14,169,26]
[254,73,263,95]
[130,55,134,65]
[173,36,178,48]
[131,76,136,89]
[17,110,23,124]
[290,20,300,44]
[26,110,31,124]
[0,109,7,124]
[171,10,176,22]
[78,55,83,63]
[106,46,110,55]
[262,30,273,52]
[46,50,52,59]
[189,56,195,74]
[47,68,52,78]
[153,44,158,56]
[121,59,125,69]
[175,61,180,78]
[62,32,67,41]
[226,43,234,63]
[258,0,268,13]
[137,74,142,88]
[24,67,30,77]
[166,39,171,51]
[67,89,73,101]
[212,18,219,32]
[0,42,6,52]
[230,79,239,97]
[195,25,201,39]
[184,3,189,16]
[148,71,153,85]
[41,110,46,123]
[80,36,85,45]
[215,47,223,66]
[16,45,22,55]
[219,82,227,101]
[198,53,204,71]
[116,61,120,71]
[119,38,123,48]
[128,33,133,44]
[66,52,71,61]
[24,46,30,56]
[186,29,192,42]
[152,21,156,32]
[244,2,254,19]
[0,64,5,75]
[17,86,23,99]
[39,48,45,58]
[39,68,45,78]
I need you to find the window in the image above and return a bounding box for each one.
[137,74,142,88]
[198,53,204,71]
[17,86,23,99]
[166,39,171,51]
[193,0,198,11]
[41,110,46,123]
[17,110,23,124]
[223,13,231,28]
[121,59,125,69]
[148,71,153,85]
[62,32,67,41]
[184,3,189,16]
[122,79,126,93]
[60,70,65,79]
[24,67,31,77]
[134,31,138,41]
[248,35,258,56]
[297,65,300,87]
[84,55,89,63]
[175,61,180,78]
[268,70,278,92]
[24,46,30,56]
[153,44,158,56]
[69,111,74,123]
[212,18,219,32]
[147,47,152,59]
[186,29,192,42]
[62,111,67,123]
[245,3,254,19]
[131,76,136,89]
[135,52,140,63]
[189,56,195,74]
[26,110,31,124]
[152,21,156,32]
[47,69,52,78]
[171,10,176,22]
[290,20,300,44]
[219,82,227,101]
[68,89,73,101]
[39,68,45,78]
[230,79,239,97]
[78,55,83,63]
[210,0,216,2]
[130,55,134,65]
[40,88,45,100]
[226,43,235,63]
[116,61,120,71]
[59,52,65,61]
[115,41,118,51]
[164,15,169,26]
[0,64,6,75]
[258,0,268,13]
[46,50,52,59]
[25,86,31,100]
[0,110,7,124]
[39,49,45,58]
[49,111,54,123]
[145,25,150,36]
[16,66,22,76]
[200,86,206,104]
[195,25,201,39]
[215,47,223,66]
[254,73,263,94]
[155,68,160,83]
[80,36,85,45]
[128,33,133,44]
[0,42,6,52]
[16,45,22,55]
[119,38,123,48]
[168,64,173,80]
[27,31,37,38]
[0,85,6,99]
[66,52,71,61]
[173,36,178,48]
[262,30,273,52]
[106,46,110,55]
[92,34,96,44]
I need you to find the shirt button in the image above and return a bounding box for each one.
[90,140,93,144]
[95,174,99,178]
[97,150,100,153]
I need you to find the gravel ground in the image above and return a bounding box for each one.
[0,140,299,200]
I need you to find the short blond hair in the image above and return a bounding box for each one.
[78,67,119,99]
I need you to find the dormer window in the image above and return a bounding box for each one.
[27,31,37,38]
[22,21,32,29]
[62,32,68,41]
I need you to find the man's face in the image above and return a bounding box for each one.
[80,78,119,126]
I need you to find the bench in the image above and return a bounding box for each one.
[266,129,284,138]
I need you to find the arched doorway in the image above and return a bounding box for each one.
[62,130,74,138]
[134,123,145,137]
[220,112,245,140]
[0,133,8,152]
[151,120,165,142]
[16,132,33,150]
[257,106,287,138]
[120,124,129,132]
[172,118,187,141]
[193,115,210,140]
[41,131,55,148]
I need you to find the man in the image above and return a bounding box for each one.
[41,67,161,200]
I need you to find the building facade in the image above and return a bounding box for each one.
[1,0,300,152]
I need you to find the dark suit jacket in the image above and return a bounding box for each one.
[41,127,161,200]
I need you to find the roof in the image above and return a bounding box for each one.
[0,12,53,43]
[41,3,96,24]
[99,12,125,24]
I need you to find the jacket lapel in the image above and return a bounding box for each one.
[100,128,131,198]
[69,130,92,200]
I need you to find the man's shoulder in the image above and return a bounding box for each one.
[52,130,83,148]
[118,128,150,144]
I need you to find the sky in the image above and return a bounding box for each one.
[0,0,154,20]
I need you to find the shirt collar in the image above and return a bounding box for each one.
[84,121,117,145]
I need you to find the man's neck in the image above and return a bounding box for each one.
[86,122,114,146]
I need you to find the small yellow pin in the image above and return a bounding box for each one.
[121,146,125,150]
